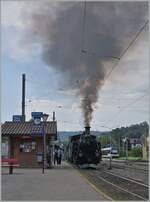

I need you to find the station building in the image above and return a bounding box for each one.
[129,138,142,149]
[1,120,57,168]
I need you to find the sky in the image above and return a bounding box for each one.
[1,1,149,131]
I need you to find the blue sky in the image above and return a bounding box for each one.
[1,1,149,131]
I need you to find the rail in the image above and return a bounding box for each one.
[78,168,149,200]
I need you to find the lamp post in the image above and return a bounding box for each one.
[42,113,49,174]
[122,137,128,161]
[109,133,112,170]
[125,138,128,161]
[50,136,55,167]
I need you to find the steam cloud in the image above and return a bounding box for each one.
[24,1,148,127]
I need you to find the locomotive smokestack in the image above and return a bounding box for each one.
[85,126,90,135]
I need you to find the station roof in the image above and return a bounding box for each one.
[1,121,57,136]
[129,138,142,144]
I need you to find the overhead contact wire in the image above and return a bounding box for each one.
[104,20,149,83]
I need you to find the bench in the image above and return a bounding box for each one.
[2,159,20,174]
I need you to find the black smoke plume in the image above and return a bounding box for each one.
[24,1,148,126]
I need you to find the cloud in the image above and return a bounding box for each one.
[58,88,78,96]
[2,28,42,62]
[100,26,148,95]
[1,1,42,62]
[25,98,82,128]
[91,25,149,129]
[1,1,24,29]
[23,1,148,127]
[25,98,62,114]
[2,1,148,131]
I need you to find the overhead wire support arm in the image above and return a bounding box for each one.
[104,56,120,60]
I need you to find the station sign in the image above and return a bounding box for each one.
[31,112,45,135]
[31,112,43,125]
[31,112,43,119]
[50,140,59,145]
[31,124,43,136]
[13,115,23,122]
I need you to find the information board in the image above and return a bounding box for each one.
[31,124,43,136]
[13,115,23,122]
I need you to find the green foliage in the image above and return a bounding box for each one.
[118,156,142,160]
[98,135,110,148]
[98,122,149,154]
[111,121,149,139]
[111,122,148,148]
[60,140,69,147]
[119,150,125,157]
[129,147,142,157]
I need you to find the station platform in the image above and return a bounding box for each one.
[2,161,109,201]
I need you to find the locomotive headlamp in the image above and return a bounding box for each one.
[79,152,83,157]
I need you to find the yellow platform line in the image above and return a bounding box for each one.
[76,169,114,201]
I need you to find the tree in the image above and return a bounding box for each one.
[130,147,142,157]
[98,135,110,148]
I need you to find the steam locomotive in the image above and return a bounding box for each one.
[67,126,102,168]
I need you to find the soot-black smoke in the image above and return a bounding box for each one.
[25,1,148,126]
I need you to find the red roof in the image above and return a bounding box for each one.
[1,121,57,136]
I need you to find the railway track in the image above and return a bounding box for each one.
[102,160,148,172]
[78,168,149,201]
[103,169,148,186]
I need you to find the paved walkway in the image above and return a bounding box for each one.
[2,161,108,201]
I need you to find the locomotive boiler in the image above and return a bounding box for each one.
[67,126,102,168]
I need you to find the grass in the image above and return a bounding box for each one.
[118,156,142,160]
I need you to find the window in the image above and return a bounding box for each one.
[20,141,36,153]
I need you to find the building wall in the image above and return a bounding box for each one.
[1,136,9,158]
[11,137,51,168]
[131,144,142,149]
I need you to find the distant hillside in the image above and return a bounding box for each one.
[58,122,149,143]
[98,121,149,148]
[111,121,149,139]
[58,131,107,141]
